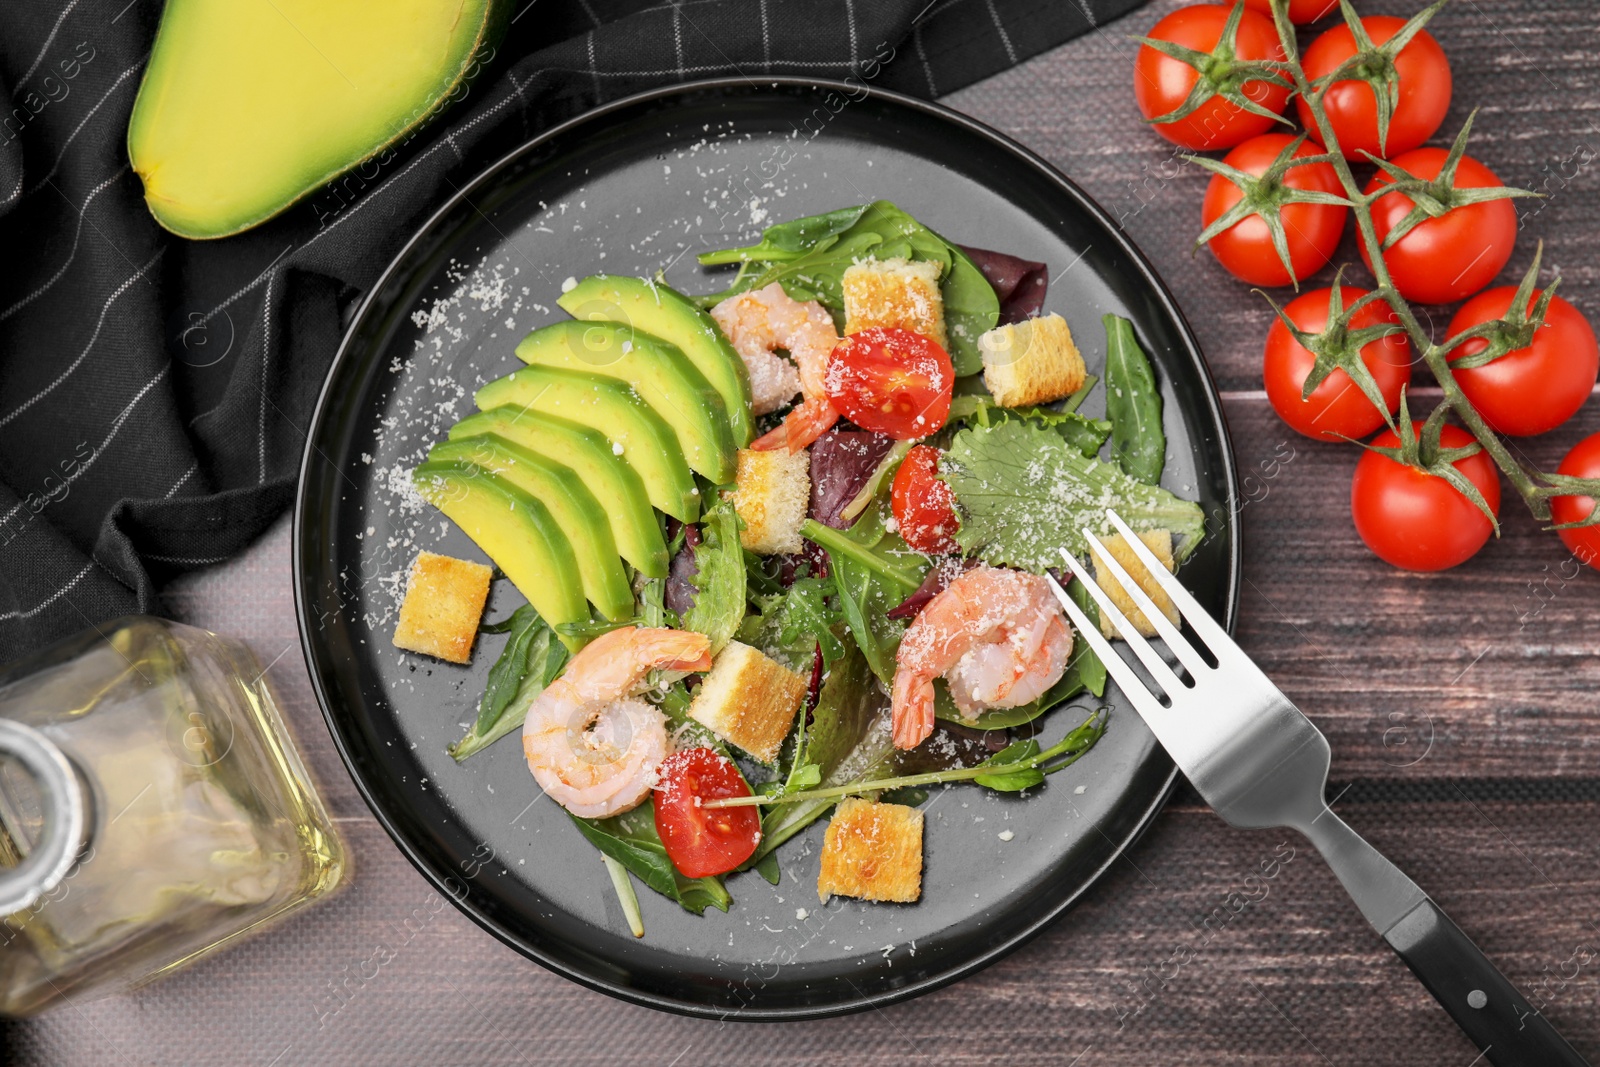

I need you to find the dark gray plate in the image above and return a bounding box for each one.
[294,79,1239,1020]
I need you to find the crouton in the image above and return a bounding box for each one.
[392,551,493,663]
[841,257,947,347]
[817,798,924,904]
[730,448,809,554]
[979,313,1086,408]
[1091,530,1180,639]
[687,641,807,762]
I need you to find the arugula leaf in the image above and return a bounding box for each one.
[947,394,1112,459]
[737,575,845,671]
[942,419,1206,571]
[570,803,731,916]
[681,499,745,654]
[1103,314,1166,485]
[803,505,929,687]
[938,240,1002,375]
[744,646,895,867]
[449,608,569,761]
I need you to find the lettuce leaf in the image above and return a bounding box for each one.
[681,498,744,654]
[942,419,1206,571]
[947,394,1111,459]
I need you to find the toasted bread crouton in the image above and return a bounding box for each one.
[817,798,924,904]
[979,313,1086,408]
[392,551,493,663]
[1092,530,1180,639]
[841,257,947,347]
[730,448,809,554]
[687,641,807,762]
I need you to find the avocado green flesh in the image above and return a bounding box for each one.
[558,276,754,446]
[515,321,737,484]
[475,367,699,522]
[448,408,668,579]
[128,0,508,239]
[427,437,632,621]
[411,462,587,645]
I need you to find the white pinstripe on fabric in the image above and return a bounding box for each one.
[0,165,131,322]
[21,58,147,199]
[0,560,95,622]
[13,0,82,90]
[983,0,1019,64]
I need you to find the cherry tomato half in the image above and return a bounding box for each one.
[1243,0,1338,23]
[891,444,959,554]
[1299,16,1452,161]
[1445,288,1599,438]
[1134,4,1290,151]
[823,327,953,440]
[1552,432,1600,569]
[1363,149,1517,305]
[1202,133,1349,287]
[1264,286,1411,441]
[653,748,761,878]
[1350,423,1501,572]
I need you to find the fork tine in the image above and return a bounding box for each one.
[1104,510,1234,657]
[1083,529,1210,680]
[1056,547,1188,701]
[1042,572,1174,724]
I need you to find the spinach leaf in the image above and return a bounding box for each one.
[938,240,1002,376]
[449,608,569,762]
[697,205,869,265]
[943,419,1206,571]
[1103,314,1166,485]
[745,646,895,867]
[947,394,1112,459]
[570,804,731,916]
[681,499,745,654]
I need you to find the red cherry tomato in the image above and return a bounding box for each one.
[1298,16,1451,160]
[1350,423,1501,571]
[1134,4,1290,151]
[1264,286,1411,440]
[653,748,761,878]
[1243,0,1337,22]
[1552,431,1600,569]
[1444,288,1599,438]
[891,444,959,554]
[1362,149,1517,305]
[823,327,953,440]
[1201,133,1349,287]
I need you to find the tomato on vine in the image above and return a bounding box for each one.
[1552,432,1600,569]
[1264,285,1410,441]
[1351,422,1501,572]
[1446,288,1600,437]
[1199,132,1348,287]
[1362,145,1519,305]
[1134,4,1290,151]
[1298,13,1452,161]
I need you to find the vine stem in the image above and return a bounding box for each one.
[1266,2,1552,520]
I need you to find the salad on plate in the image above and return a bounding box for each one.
[387,200,1206,935]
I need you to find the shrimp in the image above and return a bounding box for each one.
[523,626,712,818]
[710,282,841,452]
[890,567,1074,750]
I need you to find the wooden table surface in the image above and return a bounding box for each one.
[7,1,1599,1062]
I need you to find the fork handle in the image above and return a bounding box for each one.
[1384,898,1590,1066]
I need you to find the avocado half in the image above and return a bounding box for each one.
[127,0,509,239]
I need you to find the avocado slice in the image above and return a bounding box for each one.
[128,0,509,238]
[412,461,587,647]
[559,276,754,446]
[427,436,632,622]
[449,407,668,579]
[475,367,699,522]
[514,321,736,485]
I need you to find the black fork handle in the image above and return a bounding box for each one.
[1385,898,1590,1067]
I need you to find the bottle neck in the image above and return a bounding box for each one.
[0,719,88,914]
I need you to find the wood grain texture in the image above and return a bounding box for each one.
[7,1,1600,1062]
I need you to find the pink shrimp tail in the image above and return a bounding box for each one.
[749,396,839,453]
[890,670,936,750]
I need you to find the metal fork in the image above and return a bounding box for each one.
[1045,510,1589,1066]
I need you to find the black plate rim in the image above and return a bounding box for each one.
[293,75,1241,1021]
